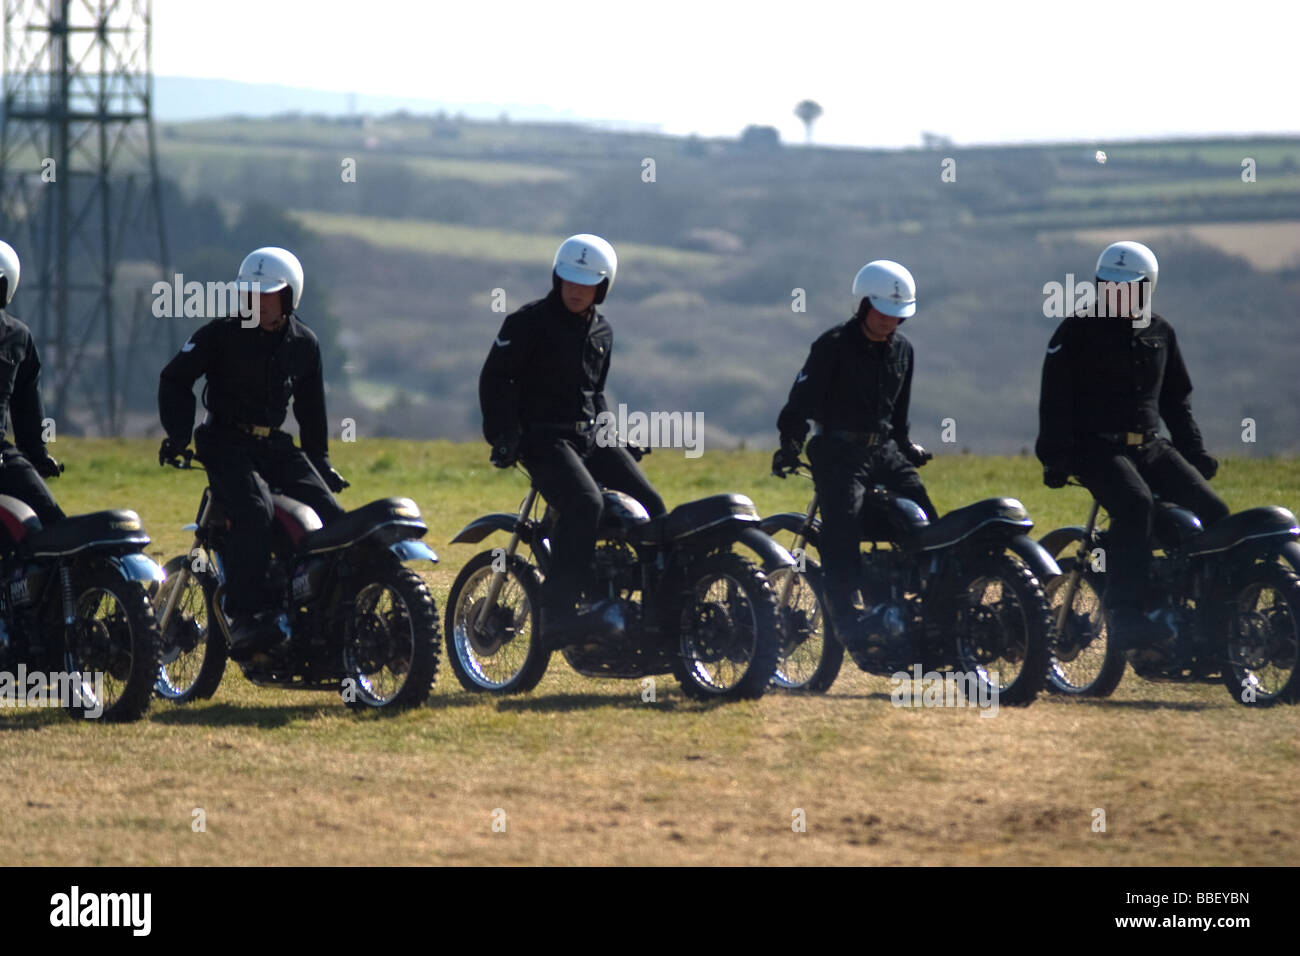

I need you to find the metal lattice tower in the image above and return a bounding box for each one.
[0,0,170,435]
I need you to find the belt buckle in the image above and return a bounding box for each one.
[1126,431,1144,446]
[248,424,271,438]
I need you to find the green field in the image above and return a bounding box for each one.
[2,440,1298,865]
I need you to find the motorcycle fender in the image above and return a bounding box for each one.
[1008,534,1061,583]
[1281,541,1300,576]
[450,514,529,545]
[1037,526,1088,561]
[758,512,818,547]
[111,553,166,584]
[390,539,438,565]
[737,526,797,572]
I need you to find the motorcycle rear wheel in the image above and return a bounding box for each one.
[673,551,780,701]
[61,562,162,722]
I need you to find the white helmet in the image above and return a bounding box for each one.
[1095,240,1157,292]
[553,234,617,304]
[0,240,19,307]
[236,246,305,312]
[852,259,916,319]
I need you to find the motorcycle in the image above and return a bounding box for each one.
[760,460,1059,706]
[1039,483,1300,706]
[0,488,163,722]
[443,466,795,701]
[152,453,440,711]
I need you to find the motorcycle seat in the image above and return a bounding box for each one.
[1184,506,1298,557]
[638,493,759,543]
[910,497,1031,551]
[25,509,150,557]
[297,497,426,554]
[0,494,41,548]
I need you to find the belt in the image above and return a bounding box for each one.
[528,420,596,433]
[1093,430,1158,447]
[825,429,886,446]
[204,413,279,439]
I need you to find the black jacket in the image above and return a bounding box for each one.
[777,319,915,446]
[0,309,52,459]
[158,315,330,461]
[1036,312,1207,468]
[479,290,611,442]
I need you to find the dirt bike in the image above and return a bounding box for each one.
[443,466,795,701]
[760,460,1059,706]
[152,453,440,711]
[0,490,163,722]
[1039,483,1300,706]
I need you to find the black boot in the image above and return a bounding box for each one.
[227,611,282,662]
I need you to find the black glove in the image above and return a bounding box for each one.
[1189,452,1218,481]
[626,442,650,462]
[1043,464,1070,489]
[903,442,933,467]
[490,430,521,469]
[158,437,189,467]
[312,458,349,493]
[771,439,802,478]
[34,453,63,479]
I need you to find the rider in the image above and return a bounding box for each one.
[479,233,666,647]
[0,240,65,527]
[773,259,936,665]
[1036,240,1229,655]
[158,246,349,660]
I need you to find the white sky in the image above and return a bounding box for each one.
[152,0,1300,147]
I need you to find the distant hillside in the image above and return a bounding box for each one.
[122,114,1300,454]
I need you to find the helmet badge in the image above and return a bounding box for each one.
[892,281,901,300]
[1115,250,1127,267]
[576,247,589,265]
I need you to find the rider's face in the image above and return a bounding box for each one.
[560,280,598,315]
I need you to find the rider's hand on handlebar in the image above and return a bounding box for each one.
[1043,464,1070,489]
[772,439,802,478]
[904,442,933,468]
[34,453,63,479]
[159,437,190,468]
[490,429,521,469]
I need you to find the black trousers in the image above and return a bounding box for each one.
[1072,436,1229,611]
[195,425,344,617]
[521,428,665,614]
[0,445,64,526]
[807,435,938,629]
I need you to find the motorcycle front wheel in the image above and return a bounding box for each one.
[445,550,548,694]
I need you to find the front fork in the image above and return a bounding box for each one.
[473,487,538,632]
[778,491,820,607]
[1054,500,1101,635]
[157,495,217,634]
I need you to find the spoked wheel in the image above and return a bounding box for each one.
[673,552,780,701]
[444,551,548,694]
[60,563,162,722]
[152,555,227,703]
[768,561,843,692]
[951,553,1051,707]
[342,563,440,711]
[1223,561,1300,707]
[1044,570,1126,697]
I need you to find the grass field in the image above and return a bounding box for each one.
[2,440,1298,865]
